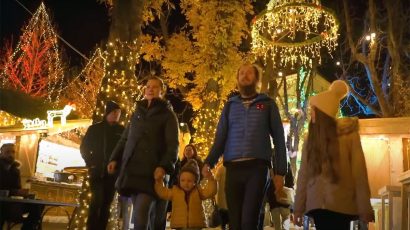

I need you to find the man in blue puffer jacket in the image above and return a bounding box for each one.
[202,63,287,230]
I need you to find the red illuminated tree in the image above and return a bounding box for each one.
[1,3,63,101]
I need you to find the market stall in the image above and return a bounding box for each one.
[0,110,91,221]
[358,117,410,230]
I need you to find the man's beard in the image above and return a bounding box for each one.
[238,83,257,97]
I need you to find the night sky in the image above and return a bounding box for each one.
[0,0,110,65]
[0,0,195,124]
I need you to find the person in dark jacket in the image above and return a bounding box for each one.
[180,144,204,170]
[202,63,287,230]
[107,76,179,230]
[0,143,43,230]
[80,100,125,230]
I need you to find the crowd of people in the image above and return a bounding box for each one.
[0,63,374,230]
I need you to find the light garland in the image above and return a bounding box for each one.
[63,48,106,118]
[0,111,22,127]
[70,173,91,230]
[192,108,220,159]
[108,193,121,229]
[1,3,64,103]
[93,39,143,125]
[251,0,339,68]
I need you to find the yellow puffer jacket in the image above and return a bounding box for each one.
[155,178,217,228]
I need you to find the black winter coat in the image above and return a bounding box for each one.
[110,98,179,197]
[80,120,125,179]
[0,158,21,191]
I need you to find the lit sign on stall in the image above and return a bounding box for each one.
[22,118,48,129]
[47,105,74,128]
[21,104,75,129]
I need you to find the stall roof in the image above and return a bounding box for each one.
[359,117,410,135]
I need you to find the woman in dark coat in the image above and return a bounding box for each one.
[107,76,179,230]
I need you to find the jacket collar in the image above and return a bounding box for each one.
[337,117,359,135]
[229,93,271,104]
[137,98,173,114]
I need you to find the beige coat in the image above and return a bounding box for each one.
[294,117,373,217]
[155,178,217,228]
[215,165,227,210]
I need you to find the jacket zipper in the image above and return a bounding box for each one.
[243,106,249,158]
[186,197,189,227]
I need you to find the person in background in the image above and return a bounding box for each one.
[0,143,43,230]
[80,100,125,230]
[155,159,216,230]
[180,144,204,172]
[108,76,179,230]
[268,162,294,230]
[294,80,374,230]
[214,160,229,230]
[202,63,288,230]
[173,144,204,184]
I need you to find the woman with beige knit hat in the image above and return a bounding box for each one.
[294,80,374,230]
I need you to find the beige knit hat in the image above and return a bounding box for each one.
[309,80,349,118]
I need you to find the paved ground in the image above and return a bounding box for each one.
[6,223,305,230]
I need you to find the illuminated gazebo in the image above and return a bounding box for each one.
[251,0,339,68]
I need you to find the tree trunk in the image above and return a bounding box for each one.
[93,0,146,123]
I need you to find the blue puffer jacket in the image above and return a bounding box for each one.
[205,94,287,176]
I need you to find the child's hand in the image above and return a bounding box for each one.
[204,171,214,180]
[202,164,212,178]
[154,167,165,183]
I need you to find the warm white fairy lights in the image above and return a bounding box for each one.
[63,48,106,118]
[70,174,91,230]
[1,3,64,103]
[0,111,22,127]
[251,0,339,68]
[93,39,143,125]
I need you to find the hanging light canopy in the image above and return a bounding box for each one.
[251,0,339,68]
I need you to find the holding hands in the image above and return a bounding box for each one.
[154,167,166,182]
[201,164,212,179]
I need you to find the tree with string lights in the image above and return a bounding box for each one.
[62,49,106,118]
[335,0,410,117]
[1,3,64,103]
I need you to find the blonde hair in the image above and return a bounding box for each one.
[145,76,167,97]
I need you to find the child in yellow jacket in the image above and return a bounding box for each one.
[155,159,217,229]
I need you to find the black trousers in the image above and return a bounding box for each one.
[87,176,116,230]
[219,208,229,230]
[309,209,358,230]
[225,160,269,230]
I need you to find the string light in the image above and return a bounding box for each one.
[62,48,106,118]
[251,0,339,68]
[92,39,144,124]
[70,174,91,229]
[0,111,22,127]
[1,3,64,103]
[108,193,121,229]
[192,107,222,159]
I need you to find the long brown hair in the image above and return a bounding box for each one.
[182,144,198,160]
[306,107,340,183]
